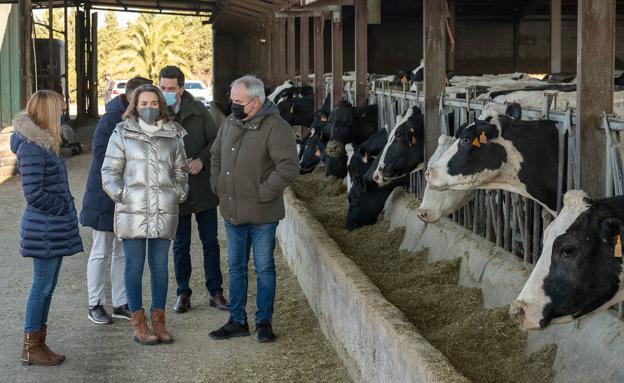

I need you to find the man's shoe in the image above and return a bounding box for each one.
[256,320,276,343]
[172,295,191,313]
[112,304,131,320]
[209,291,229,311]
[209,318,250,340]
[88,304,112,324]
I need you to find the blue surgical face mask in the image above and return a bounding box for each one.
[163,91,178,107]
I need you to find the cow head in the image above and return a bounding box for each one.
[417,135,476,223]
[324,139,348,179]
[299,130,326,175]
[511,191,624,329]
[329,100,378,145]
[425,118,507,191]
[373,106,424,186]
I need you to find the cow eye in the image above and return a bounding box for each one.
[460,137,471,145]
[560,245,577,258]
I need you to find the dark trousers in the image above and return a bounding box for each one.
[173,208,223,297]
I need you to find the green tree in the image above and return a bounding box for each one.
[98,11,122,94]
[113,14,191,82]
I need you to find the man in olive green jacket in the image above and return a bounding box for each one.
[209,75,298,343]
[159,65,228,314]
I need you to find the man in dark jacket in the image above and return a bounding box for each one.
[159,65,228,313]
[208,75,298,343]
[81,76,152,324]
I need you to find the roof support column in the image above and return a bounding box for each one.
[577,0,615,198]
[88,11,98,117]
[272,17,286,85]
[48,0,54,91]
[331,9,343,107]
[287,16,296,81]
[266,24,273,86]
[447,0,455,72]
[19,0,33,106]
[300,16,309,86]
[75,9,86,118]
[550,0,561,73]
[423,0,447,164]
[313,15,324,110]
[354,0,367,106]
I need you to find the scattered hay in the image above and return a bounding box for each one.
[291,172,556,383]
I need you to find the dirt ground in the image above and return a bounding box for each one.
[291,168,556,383]
[0,120,350,383]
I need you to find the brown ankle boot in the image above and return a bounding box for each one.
[151,309,174,343]
[40,325,65,364]
[131,310,159,345]
[21,331,61,366]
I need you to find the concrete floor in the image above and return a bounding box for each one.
[0,120,350,383]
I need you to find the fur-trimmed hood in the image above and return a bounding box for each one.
[10,112,55,154]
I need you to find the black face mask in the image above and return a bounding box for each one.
[231,103,248,120]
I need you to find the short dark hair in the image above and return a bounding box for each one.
[125,76,153,97]
[123,84,171,124]
[159,65,185,87]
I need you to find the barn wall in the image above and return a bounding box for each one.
[0,4,22,129]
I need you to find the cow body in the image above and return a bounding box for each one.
[511,191,624,329]
[425,114,560,215]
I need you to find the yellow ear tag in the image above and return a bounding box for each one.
[410,137,417,146]
[471,137,481,148]
[315,148,321,157]
[479,131,488,144]
[615,235,622,258]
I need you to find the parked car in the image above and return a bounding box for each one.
[111,79,128,98]
[184,80,212,107]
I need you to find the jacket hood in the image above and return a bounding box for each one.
[254,100,279,119]
[177,91,201,121]
[232,100,279,131]
[10,112,55,154]
[106,95,128,115]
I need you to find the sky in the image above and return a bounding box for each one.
[33,9,139,28]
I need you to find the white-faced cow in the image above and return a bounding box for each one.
[511,190,624,329]
[425,110,560,216]
[372,105,424,186]
[417,104,522,223]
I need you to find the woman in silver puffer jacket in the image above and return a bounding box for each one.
[102,84,188,346]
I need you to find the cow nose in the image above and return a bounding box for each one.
[509,300,527,324]
[417,209,430,222]
[424,168,432,181]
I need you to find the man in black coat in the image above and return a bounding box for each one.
[80,76,152,324]
[159,65,228,313]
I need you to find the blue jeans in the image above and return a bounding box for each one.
[122,239,170,312]
[24,257,63,333]
[173,208,223,297]
[224,220,278,325]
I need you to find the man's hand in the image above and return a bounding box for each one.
[188,158,204,175]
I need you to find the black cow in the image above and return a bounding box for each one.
[299,130,326,175]
[371,106,424,186]
[512,191,624,329]
[324,140,348,179]
[328,100,378,145]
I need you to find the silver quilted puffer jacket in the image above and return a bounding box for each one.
[102,118,189,240]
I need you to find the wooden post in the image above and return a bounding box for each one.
[271,19,279,86]
[354,0,367,106]
[88,12,98,117]
[550,0,561,73]
[266,24,273,86]
[75,9,85,118]
[287,16,295,81]
[512,20,519,72]
[300,16,309,86]
[447,0,455,71]
[313,15,324,110]
[48,0,54,91]
[423,0,446,164]
[331,10,343,107]
[577,0,615,198]
[273,18,286,85]
[63,0,69,118]
[20,0,33,105]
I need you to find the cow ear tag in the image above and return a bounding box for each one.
[471,137,481,148]
[410,137,417,146]
[479,131,488,144]
[315,148,321,157]
[615,234,622,258]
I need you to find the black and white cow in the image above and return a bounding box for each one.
[425,111,560,215]
[511,190,624,329]
[347,129,388,190]
[267,80,294,103]
[328,100,378,146]
[372,105,424,186]
[299,129,326,175]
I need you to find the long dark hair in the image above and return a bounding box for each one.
[123,84,171,123]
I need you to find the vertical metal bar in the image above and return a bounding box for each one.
[485,191,493,242]
[524,198,531,263]
[63,0,69,118]
[510,194,518,255]
[48,0,54,90]
[473,190,480,235]
[496,191,504,248]
[557,123,566,211]
[533,202,541,265]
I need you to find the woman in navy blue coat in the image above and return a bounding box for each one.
[10,90,83,366]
